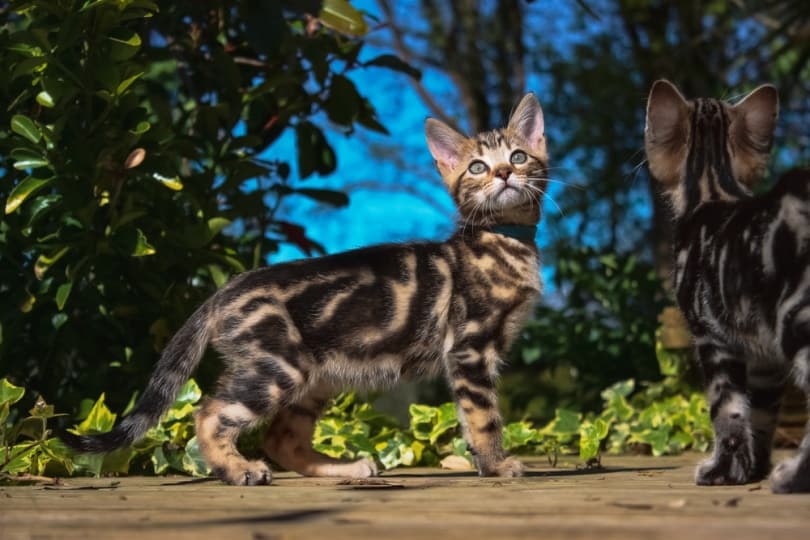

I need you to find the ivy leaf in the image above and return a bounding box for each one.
[74,393,117,435]
[0,378,25,407]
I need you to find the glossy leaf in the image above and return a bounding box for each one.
[10,114,41,143]
[5,176,53,214]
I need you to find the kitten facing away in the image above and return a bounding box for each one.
[62,94,549,485]
[645,79,810,493]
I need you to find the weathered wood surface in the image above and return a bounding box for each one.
[2,453,809,540]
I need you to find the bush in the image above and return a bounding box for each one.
[503,246,668,420]
[0,1,412,413]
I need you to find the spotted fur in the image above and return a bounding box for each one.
[645,80,810,493]
[62,93,548,485]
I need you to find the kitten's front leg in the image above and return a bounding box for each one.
[447,348,522,477]
[695,343,759,485]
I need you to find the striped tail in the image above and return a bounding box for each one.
[61,300,213,453]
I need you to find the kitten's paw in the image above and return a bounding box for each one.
[348,457,379,478]
[770,455,810,494]
[481,456,524,478]
[695,436,756,485]
[216,460,272,486]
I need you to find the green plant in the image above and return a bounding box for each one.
[0,0,414,416]
[504,247,668,421]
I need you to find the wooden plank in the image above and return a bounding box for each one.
[1,454,809,540]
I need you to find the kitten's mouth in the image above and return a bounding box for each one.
[493,184,526,207]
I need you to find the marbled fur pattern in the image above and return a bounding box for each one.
[62,93,548,485]
[645,80,810,493]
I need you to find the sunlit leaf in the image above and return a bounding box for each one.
[319,0,369,36]
[0,378,25,407]
[5,176,53,214]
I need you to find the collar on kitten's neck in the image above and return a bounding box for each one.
[486,223,537,242]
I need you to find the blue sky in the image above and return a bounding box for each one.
[264,2,577,288]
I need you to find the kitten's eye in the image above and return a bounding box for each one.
[468,161,488,174]
[510,150,528,165]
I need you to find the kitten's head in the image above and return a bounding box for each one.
[425,93,548,227]
[644,80,778,218]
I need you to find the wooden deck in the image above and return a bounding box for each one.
[2,453,809,539]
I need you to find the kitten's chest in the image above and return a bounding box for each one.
[452,234,541,349]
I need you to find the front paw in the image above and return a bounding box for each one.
[480,456,524,478]
[770,455,810,494]
[696,435,757,485]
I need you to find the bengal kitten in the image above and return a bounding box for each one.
[645,80,810,493]
[62,94,548,485]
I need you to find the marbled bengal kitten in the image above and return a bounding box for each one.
[62,94,548,485]
[645,80,810,493]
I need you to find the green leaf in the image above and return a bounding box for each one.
[173,379,202,406]
[12,156,50,170]
[74,393,117,435]
[151,446,169,474]
[1,443,38,474]
[35,90,55,108]
[132,229,156,256]
[152,173,183,191]
[34,246,70,279]
[55,282,73,310]
[11,114,41,144]
[319,0,369,36]
[0,378,25,407]
[177,437,208,475]
[5,176,53,214]
[116,72,143,96]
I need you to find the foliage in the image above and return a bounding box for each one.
[1,377,209,480]
[2,326,710,481]
[0,0,412,414]
[503,247,667,421]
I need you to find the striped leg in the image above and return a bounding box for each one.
[695,343,758,485]
[448,347,522,477]
[771,308,810,493]
[263,389,378,478]
[747,364,787,481]
[195,398,271,485]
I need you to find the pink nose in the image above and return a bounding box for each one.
[494,167,511,180]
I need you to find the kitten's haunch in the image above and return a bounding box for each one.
[62,93,549,485]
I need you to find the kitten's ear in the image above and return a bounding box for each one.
[425,118,467,173]
[508,93,544,147]
[733,84,779,150]
[645,80,689,147]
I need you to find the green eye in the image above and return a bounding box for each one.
[510,150,528,164]
[468,161,487,174]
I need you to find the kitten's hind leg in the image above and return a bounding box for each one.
[448,347,522,477]
[695,343,758,485]
[771,338,810,493]
[263,389,378,478]
[747,364,788,480]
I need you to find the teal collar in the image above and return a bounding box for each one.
[488,224,537,242]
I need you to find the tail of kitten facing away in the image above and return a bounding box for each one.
[60,299,213,453]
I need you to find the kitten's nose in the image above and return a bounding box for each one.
[494,166,511,180]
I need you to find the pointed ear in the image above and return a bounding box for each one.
[425,118,467,172]
[645,80,689,146]
[733,84,778,150]
[507,93,544,147]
